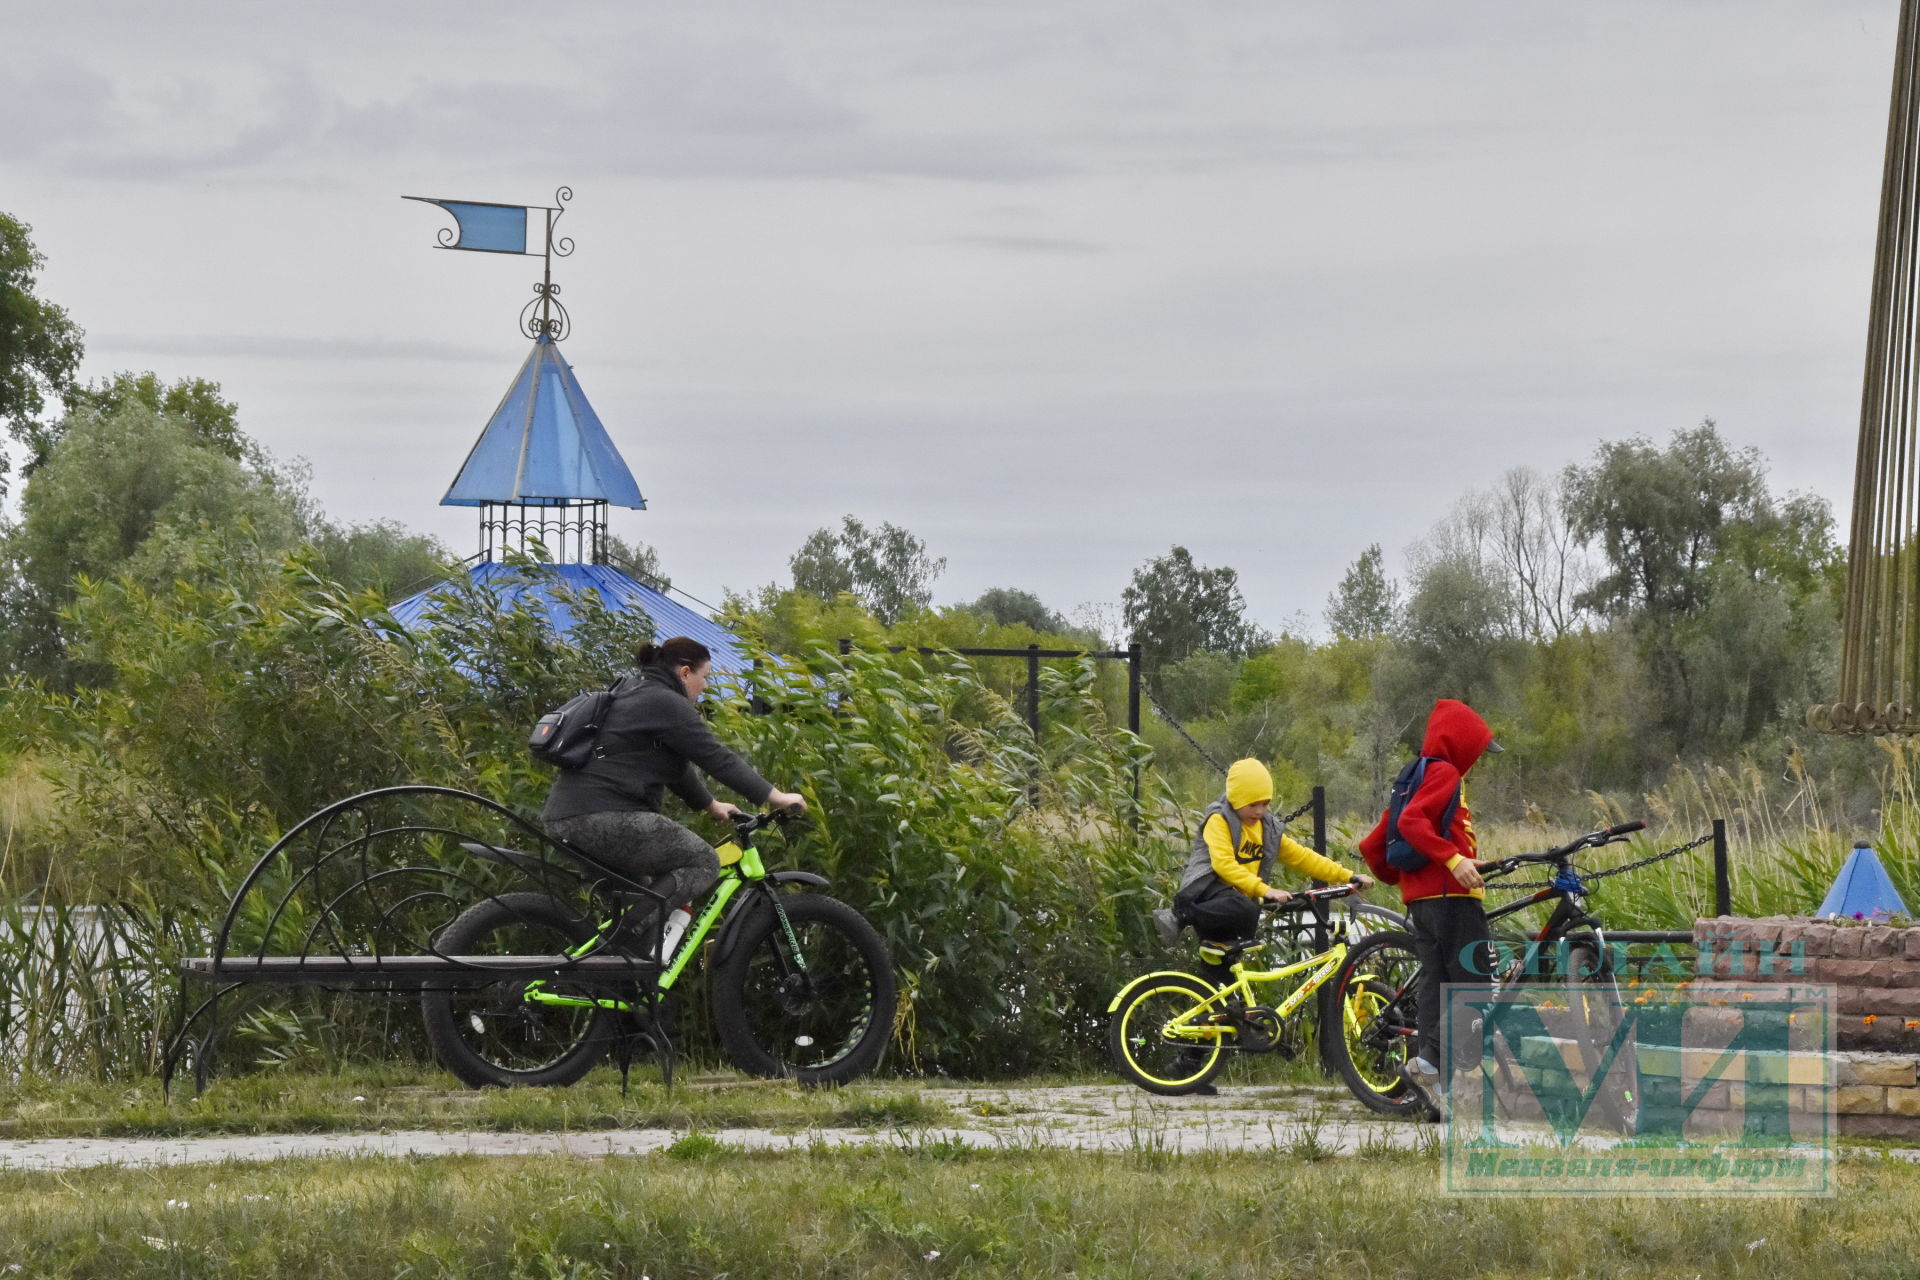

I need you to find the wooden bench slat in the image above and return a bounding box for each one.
[182,954,659,980]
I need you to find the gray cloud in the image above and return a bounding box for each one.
[947,234,1103,256]
[91,333,498,365]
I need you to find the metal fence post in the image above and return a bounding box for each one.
[1312,785,1327,854]
[1024,644,1043,805]
[1127,642,1143,826]
[1026,644,1042,742]
[1126,643,1141,737]
[1713,818,1731,917]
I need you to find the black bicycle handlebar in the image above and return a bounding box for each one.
[1260,882,1360,911]
[730,808,803,836]
[1483,820,1646,875]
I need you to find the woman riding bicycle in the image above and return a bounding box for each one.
[542,636,807,943]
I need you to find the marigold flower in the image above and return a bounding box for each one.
[1864,1015,1878,1027]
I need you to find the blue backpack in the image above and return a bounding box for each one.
[1384,756,1461,872]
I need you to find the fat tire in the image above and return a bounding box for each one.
[420,892,617,1089]
[1323,930,1427,1117]
[709,892,895,1085]
[1108,972,1228,1096]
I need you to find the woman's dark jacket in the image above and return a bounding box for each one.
[541,664,774,823]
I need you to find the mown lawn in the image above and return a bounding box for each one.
[0,1143,1913,1278]
[0,1067,951,1139]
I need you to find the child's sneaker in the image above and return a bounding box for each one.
[1152,908,1183,949]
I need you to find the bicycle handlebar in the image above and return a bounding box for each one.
[1482,819,1646,876]
[729,808,803,837]
[1260,883,1360,911]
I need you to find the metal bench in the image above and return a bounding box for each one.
[165,785,675,1093]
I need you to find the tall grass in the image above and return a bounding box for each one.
[1422,740,1920,931]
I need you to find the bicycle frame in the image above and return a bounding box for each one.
[1484,861,1609,981]
[523,819,791,1016]
[1160,939,1350,1046]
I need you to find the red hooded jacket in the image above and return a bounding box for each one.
[1359,699,1495,904]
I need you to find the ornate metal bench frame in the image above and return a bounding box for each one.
[164,785,675,1093]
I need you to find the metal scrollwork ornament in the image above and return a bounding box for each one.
[521,282,570,341]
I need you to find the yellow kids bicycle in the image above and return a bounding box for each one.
[1107,883,1412,1100]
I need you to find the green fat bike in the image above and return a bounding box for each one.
[420,811,895,1087]
[1107,884,1411,1101]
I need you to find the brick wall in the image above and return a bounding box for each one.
[1693,915,1920,1135]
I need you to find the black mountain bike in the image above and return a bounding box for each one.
[1328,820,1646,1120]
[421,811,895,1088]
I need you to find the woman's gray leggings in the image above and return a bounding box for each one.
[544,810,719,907]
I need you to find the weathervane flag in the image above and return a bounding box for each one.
[406,186,577,340]
[404,196,535,255]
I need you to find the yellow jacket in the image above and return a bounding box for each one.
[1189,807,1354,899]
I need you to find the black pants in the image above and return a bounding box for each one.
[1174,878,1260,984]
[1409,896,1494,1073]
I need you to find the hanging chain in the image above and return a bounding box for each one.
[1278,796,1315,824]
[1485,830,1715,892]
[1140,682,1229,774]
[1139,681,1315,824]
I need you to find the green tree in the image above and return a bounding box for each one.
[1122,545,1266,673]
[0,395,309,681]
[605,534,670,591]
[309,519,451,597]
[1562,420,1838,751]
[1398,552,1516,705]
[789,515,945,625]
[1562,420,1767,621]
[966,587,1069,635]
[1325,544,1400,639]
[0,213,85,496]
[66,371,244,461]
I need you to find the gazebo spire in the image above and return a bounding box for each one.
[406,186,643,566]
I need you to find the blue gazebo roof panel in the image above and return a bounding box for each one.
[390,561,749,675]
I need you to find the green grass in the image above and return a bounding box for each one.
[0,1146,1916,1277]
[0,1067,951,1139]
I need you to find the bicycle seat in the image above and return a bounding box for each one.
[1199,937,1262,965]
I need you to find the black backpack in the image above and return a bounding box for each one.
[1384,756,1461,871]
[528,676,631,770]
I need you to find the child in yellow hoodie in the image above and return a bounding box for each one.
[1160,758,1372,986]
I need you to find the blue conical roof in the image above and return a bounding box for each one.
[443,337,646,509]
[390,562,748,675]
[1817,844,1911,919]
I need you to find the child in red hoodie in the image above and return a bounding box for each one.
[1358,699,1502,1115]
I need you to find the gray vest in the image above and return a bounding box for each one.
[1178,797,1281,893]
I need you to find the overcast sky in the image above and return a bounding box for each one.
[0,0,1899,635]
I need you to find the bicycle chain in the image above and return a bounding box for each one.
[1485,830,1715,892]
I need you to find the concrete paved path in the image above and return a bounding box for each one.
[0,1084,1431,1171]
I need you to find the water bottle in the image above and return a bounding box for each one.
[659,906,692,960]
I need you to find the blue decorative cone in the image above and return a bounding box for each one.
[1816,842,1910,919]
[442,337,646,509]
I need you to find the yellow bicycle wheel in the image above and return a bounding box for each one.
[1108,973,1226,1095]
